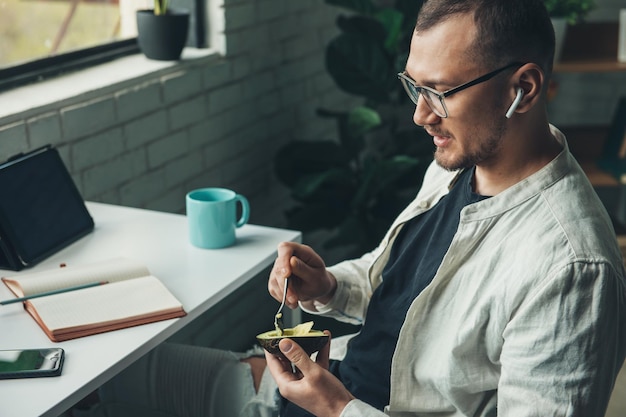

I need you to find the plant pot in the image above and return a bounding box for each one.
[551,17,567,64]
[136,9,190,61]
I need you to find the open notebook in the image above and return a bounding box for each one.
[1,258,186,342]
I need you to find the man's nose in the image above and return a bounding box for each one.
[413,97,441,126]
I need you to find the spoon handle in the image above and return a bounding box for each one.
[274,277,289,334]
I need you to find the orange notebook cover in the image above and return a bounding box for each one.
[1,258,186,342]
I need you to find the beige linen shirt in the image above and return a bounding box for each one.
[304,127,626,416]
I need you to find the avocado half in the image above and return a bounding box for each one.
[256,328,329,358]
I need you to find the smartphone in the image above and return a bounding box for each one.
[0,348,64,379]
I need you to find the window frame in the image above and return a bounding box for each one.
[0,0,208,93]
[0,40,139,93]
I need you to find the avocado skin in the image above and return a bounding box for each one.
[256,331,329,358]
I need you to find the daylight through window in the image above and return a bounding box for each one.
[0,0,155,69]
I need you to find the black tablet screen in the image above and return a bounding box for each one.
[0,146,94,267]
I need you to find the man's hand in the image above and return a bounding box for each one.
[269,242,337,309]
[265,331,355,417]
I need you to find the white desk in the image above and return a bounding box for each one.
[0,202,301,417]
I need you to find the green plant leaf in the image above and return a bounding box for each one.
[291,168,353,201]
[274,141,350,187]
[323,214,393,255]
[374,8,404,53]
[314,108,366,159]
[395,0,423,27]
[275,0,434,256]
[154,0,168,15]
[351,155,420,209]
[285,203,347,231]
[324,216,369,249]
[326,32,395,102]
[336,15,387,45]
[543,0,595,23]
[378,155,422,184]
[346,106,382,139]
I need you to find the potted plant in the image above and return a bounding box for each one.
[274,0,433,259]
[136,0,190,61]
[544,0,595,24]
[544,0,595,62]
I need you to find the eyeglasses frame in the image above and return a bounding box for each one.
[397,62,524,118]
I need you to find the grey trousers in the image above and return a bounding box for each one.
[91,335,353,417]
[95,343,280,417]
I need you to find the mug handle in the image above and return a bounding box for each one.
[235,194,250,228]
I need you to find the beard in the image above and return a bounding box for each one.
[433,107,508,171]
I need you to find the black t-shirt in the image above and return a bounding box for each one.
[281,167,488,416]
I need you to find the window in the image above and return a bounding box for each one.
[0,0,208,91]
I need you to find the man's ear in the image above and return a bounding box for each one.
[512,63,545,115]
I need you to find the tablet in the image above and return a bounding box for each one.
[0,145,94,270]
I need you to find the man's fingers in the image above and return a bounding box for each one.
[271,242,330,308]
[290,244,325,268]
[279,338,314,374]
[264,350,296,385]
[269,245,292,302]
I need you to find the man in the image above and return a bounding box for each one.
[263,0,626,416]
[94,1,626,416]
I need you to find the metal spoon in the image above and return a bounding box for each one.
[274,277,288,335]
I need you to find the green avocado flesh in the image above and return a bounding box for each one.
[258,329,326,338]
[256,328,329,357]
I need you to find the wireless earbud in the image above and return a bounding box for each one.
[505,88,524,119]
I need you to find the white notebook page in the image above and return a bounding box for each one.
[28,275,182,331]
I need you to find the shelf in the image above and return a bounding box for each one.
[554,22,626,73]
[554,60,626,73]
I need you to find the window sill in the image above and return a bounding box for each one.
[0,47,219,123]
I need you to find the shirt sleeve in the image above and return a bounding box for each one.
[299,249,378,325]
[497,261,626,415]
[340,399,388,417]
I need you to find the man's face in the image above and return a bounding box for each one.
[405,14,510,171]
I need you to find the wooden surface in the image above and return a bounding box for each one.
[554,22,626,73]
[554,60,626,73]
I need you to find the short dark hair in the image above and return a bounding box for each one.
[415,0,555,76]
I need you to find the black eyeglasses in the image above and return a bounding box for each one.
[397,62,524,118]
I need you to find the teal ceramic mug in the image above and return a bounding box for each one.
[186,188,250,249]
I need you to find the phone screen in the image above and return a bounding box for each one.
[0,348,64,379]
